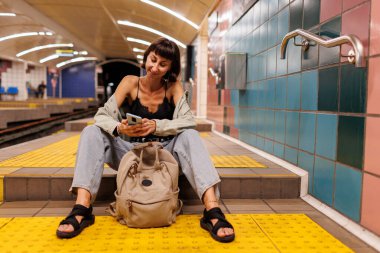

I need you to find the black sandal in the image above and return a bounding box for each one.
[200,207,235,243]
[56,204,95,239]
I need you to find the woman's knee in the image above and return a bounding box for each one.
[81,125,102,140]
[179,129,199,140]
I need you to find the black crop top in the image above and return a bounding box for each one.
[129,78,175,120]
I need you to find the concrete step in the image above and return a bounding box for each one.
[2,168,300,201]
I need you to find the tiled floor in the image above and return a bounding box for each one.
[0,198,377,252]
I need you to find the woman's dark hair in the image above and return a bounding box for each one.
[141,37,181,82]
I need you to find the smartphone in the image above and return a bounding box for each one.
[126,113,142,125]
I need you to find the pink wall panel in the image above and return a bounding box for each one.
[320,0,342,22]
[370,0,380,56]
[361,173,380,235]
[367,57,380,114]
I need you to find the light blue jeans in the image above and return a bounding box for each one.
[70,125,221,202]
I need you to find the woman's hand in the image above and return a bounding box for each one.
[117,119,156,137]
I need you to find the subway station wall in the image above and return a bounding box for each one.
[61,61,95,98]
[206,0,380,236]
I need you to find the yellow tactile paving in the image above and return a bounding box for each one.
[0,135,80,168]
[0,214,352,253]
[0,136,266,168]
[211,155,266,168]
[199,132,210,138]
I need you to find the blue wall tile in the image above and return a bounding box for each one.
[287,37,302,74]
[285,111,300,148]
[260,22,268,52]
[287,73,301,110]
[299,112,316,153]
[275,77,287,109]
[276,45,287,76]
[314,157,334,206]
[260,0,269,24]
[274,111,286,143]
[264,139,274,154]
[301,70,318,110]
[265,110,275,139]
[267,47,277,78]
[62,62,96,98]
[285,146,298,164]
[298,151,314,193]
[268,0,279,17]
[257,136,265,149]
[334,164,362,222]
[277,6,289,44]
[258,51,267,80]
[279,0,289,10]
[274,142,285,158]
[316,114,338,160]
[268,16,278,48]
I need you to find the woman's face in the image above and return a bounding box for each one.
[145,51,172,78]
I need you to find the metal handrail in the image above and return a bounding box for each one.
[280,29,365,67]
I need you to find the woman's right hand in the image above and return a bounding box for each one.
[117,119,144,137]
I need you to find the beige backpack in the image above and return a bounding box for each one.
[108,141,182,228]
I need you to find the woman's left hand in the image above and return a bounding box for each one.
[138,118,156,136]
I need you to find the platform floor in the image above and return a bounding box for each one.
[0,130,377,252]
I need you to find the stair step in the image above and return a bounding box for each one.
[2,171,300,202]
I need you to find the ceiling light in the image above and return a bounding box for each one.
[133,48,145,53]
[136,55,143,59]
[16,43,74,57]
[56,57,97,68]
[79,51,88,55]
[140,0,199,30]
[40,54,59,63]
[118,20,186,48]
[0,32,52,42]
[0,13,16,17]
[126,37,150,46]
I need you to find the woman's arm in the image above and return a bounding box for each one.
[94,76,138,137]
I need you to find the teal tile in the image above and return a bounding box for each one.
[316,114,338,160]
[287,73,301,110]
[302,28,319,70]
[340,64,367,113]
[274,111,286,143]
[257,136,265,149]
[277,6,289,44]
[257,81,266,108]
[266,79,276,108]
[287,36,302,74]
[264,139,274,154]
[268,0,279,16]
[249,109,257,133]
[276,45,287,76]
[303,0,320,29]
[337,116,365,169]
[318,67,338,112]
[265,110,275,139]
[260,22,268,52]
[285,146,298,164]
[257,109,265,136]
[301,70,318,110]
[253,1,261,29]
[252,29,260,55]
[319,17,341,66]
[334,164,362,222]
[274,142,285,158]
[285,111,300,148]
[289,0,303,31]
[268,16,278,48]
[298,151,314,193]
[279,0,289,9]
[299,113,316,153]
[258,51,267,80]
[252,55,260,81]
[231,90,239,106]
[267,47,277,78]
[260,0,269,24]
[275,77,287,109]
[313,157,334,206]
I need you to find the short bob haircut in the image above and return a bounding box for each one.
[141,37,181,82]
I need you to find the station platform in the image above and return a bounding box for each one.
[0,119,377,253]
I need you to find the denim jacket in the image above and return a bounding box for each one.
[94,91,196,139]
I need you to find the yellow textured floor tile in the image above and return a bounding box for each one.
[0,176,3,202]
[199,132,210,138]
[252,214,353,253]
[211,155,266,168]
[0,214,353,253]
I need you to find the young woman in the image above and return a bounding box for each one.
[56,37,235,243]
